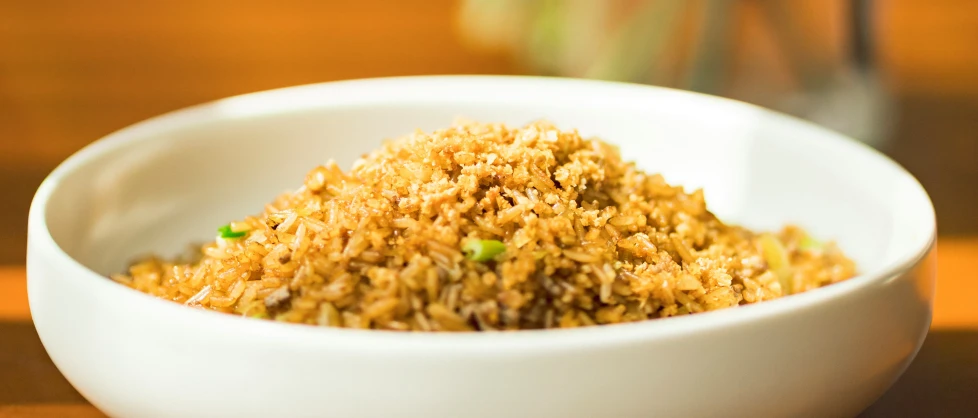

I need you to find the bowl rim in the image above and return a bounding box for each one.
[27,75,936,353]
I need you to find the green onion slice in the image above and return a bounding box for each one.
[463,239,507,262]
[218,224,248,239]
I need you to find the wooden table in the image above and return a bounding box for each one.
[1,239,976,417]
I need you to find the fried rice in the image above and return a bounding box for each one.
[112,120,856,331]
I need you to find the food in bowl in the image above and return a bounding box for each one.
[112,120,855,331]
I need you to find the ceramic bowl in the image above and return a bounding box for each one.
[27,76,936,418]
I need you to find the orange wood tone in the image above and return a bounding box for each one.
[2,239,976,326]
[0,0,974,167]
[0,268,28,321]
[0,405,105,418]
[0,0,514,167]
[878,0,978,96]
[934,238,978,328]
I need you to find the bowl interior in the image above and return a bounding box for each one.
[39,77,933,280]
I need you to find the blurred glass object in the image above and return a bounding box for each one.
[457,0,891,147]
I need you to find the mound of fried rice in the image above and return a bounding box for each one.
[113,121,855,331]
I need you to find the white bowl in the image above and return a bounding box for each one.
[27,76,936,418]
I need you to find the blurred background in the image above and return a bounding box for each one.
[1,0,976,265]
[0,0,978,264]
[1,1,976,415]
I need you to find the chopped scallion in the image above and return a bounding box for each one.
[799,236,822,251]
[218,224,247,239]
[463,239,507,262]
[758,234,793,294]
